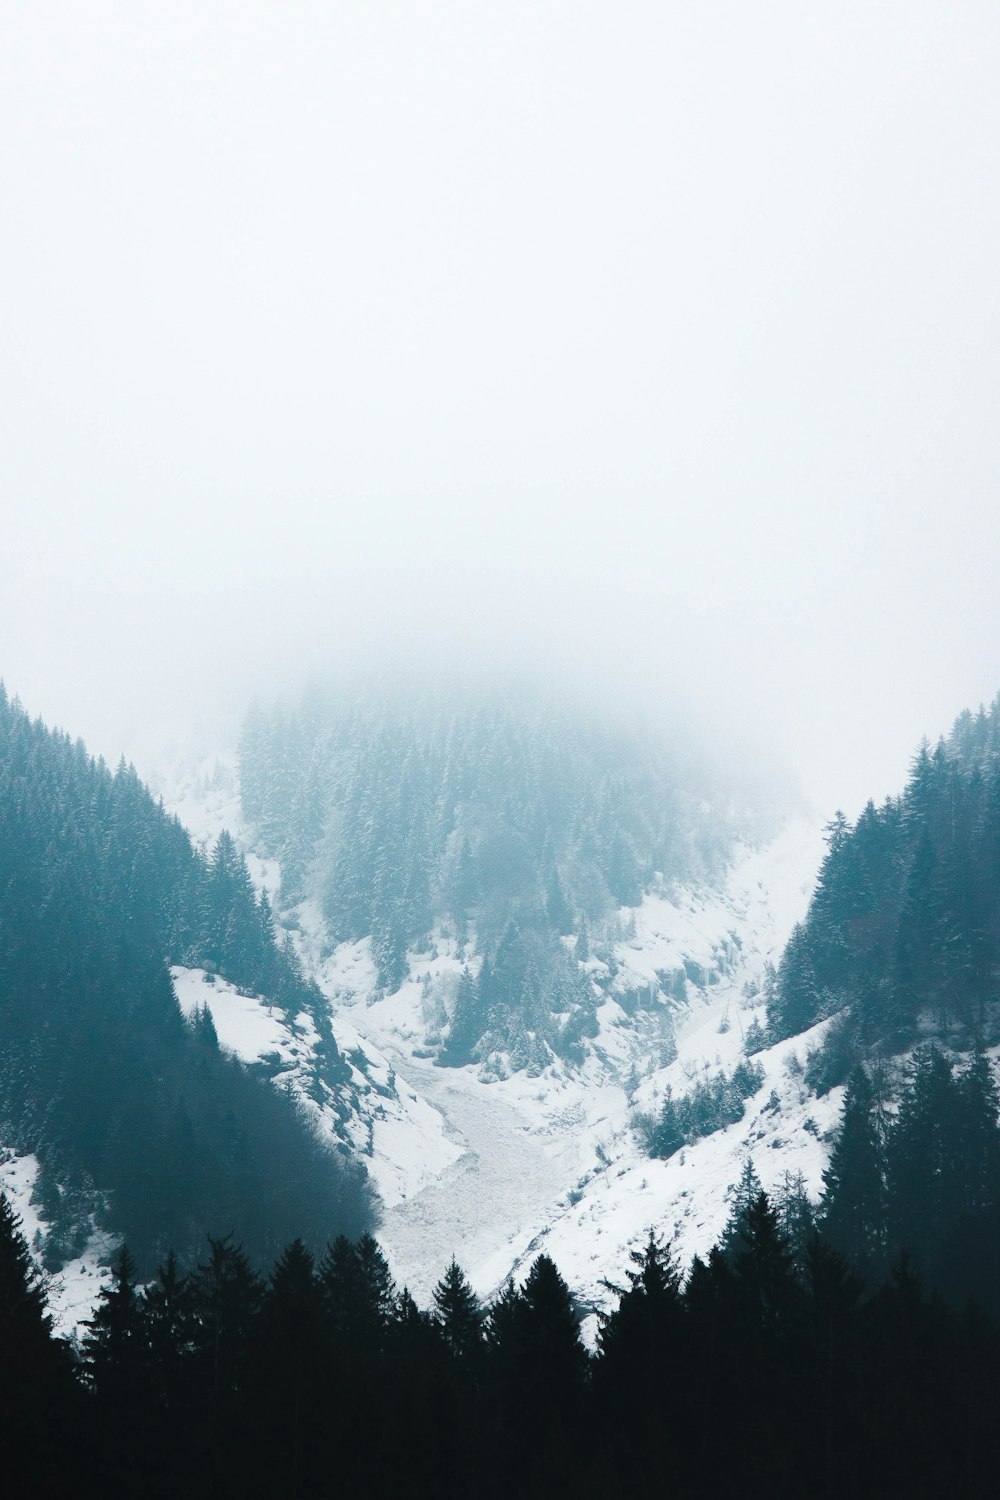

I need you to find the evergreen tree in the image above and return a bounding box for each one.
[432,1258,484,1359]
[517,1253,589,1392]
[718,1157,764,1260]
[732,1191,801,1333]
[775,1169,817,1280]
[318,1234,365,1344]
[885,1046,962,1261]
[189,1235,264,1403]
[441,966,483,1066]
[82,1244,144,1399]
[954,1049,1000,1216]
[0,1191,76,1487]
[597,1230,684,1406]
[821,1067,886,1276]
[0,1191,57,1365]
[769,923,821,1038]
[651,1087,684,1159]
[140,1249,196,1418]
[354,1232,397,1354]
[545,867,574,935]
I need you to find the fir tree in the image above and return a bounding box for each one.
[821,1067,886,1276]
[82,1244,144,1404]
[441,966,483,1066]
[718,1157,764,1260]
[433,1258,484,1359]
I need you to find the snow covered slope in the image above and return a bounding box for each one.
[300,819,829,1321]
[154,749,828,1325]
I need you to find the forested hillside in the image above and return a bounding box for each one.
[0,686,373,1272]
[765,698,1000,1086]
[6,1066,1000,1499]
[239,682,771,1071]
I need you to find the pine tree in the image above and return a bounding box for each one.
[517,1253,588,1390]
[140,1249,196,1418]
[954,1049,1000,1216]
[0,1191,56,1362]
[805,1236,865,1491]
[189,1235,263,1402]
[82,1243,144,1402]
[651,1087,684,1159]
[597,1231,684,1397]
[0,1191,75,1485]
[545,868,574,935]
[250,1237,330,1486]
[885,1046,961,1261]
[775,1170,817,1280]
[769,923,821,1038]
[441,966,483,1066]
[354,1232,397,1353]
[821,1067,886,1276]
[432,1258,484,1359]
[318,1234,364,1345]
[719,1157,764,1260]
[732,1191,801,1333]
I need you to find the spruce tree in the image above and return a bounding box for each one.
[719,1157,764,1260]
[732,1191,801,1333]
[954,1050,1000,1216]
[441,966,483,1066]
[189,1235,263,1403]
[432,1258,484,1359]
[885,1046,961,1261]
[775,1170,817,1281]
[597,1231,684,1408]
[821,1067,886,1276]
[140,1249,196,1419]
[0,1191,75,1487]
[82,1243,144,1402]
[517,1253,588,1391]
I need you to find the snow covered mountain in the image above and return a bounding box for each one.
[149,690,828,1331]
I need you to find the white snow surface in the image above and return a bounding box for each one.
[154,757,834,1331]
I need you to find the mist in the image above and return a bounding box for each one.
[3,2,1000,817]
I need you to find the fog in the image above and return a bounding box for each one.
[3,2,1000,817]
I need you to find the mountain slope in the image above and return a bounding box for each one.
[768,695,1000,1090]
[238,680,790,1075]
[0,686,374,1274]
[226,684,1000,1320]
[296,816,824,1313]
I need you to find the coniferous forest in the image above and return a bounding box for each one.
[238,683,773,1071]
[766,698,1000,1077]
[5,1074,1000,1499]
[0,686,373,1272]
[6,680,1000,1494]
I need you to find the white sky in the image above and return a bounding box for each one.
[3,2,1000,816]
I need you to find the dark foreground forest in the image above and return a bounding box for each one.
[5,1045,1000,1500]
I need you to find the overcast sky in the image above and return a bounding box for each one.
[3,2,1000,816]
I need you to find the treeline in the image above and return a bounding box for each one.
[239,683,740,1069]
[0,686,372,1271]
[7,1105,1000,1498]
[766,698,1000,1077]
